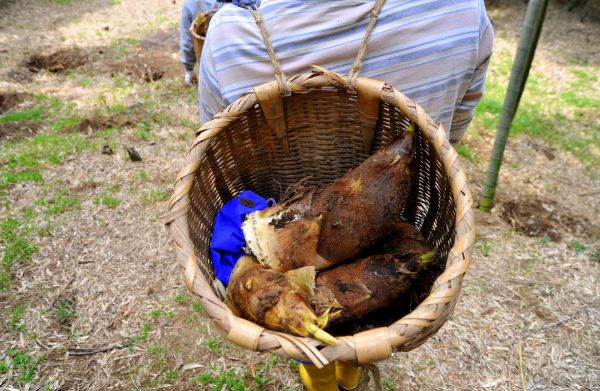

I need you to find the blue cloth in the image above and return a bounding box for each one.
[218,0,259,9]
[210,190,272,285]
[232,0,257,9]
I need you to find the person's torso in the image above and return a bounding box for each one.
[206,0,488,132]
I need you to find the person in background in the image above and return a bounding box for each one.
[180,0,219,86]
[199,1,493,389]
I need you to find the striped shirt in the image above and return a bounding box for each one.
[199,0,493,144]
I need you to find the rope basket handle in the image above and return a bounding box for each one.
[245,5,290,95]
[348,0,387,88]
[246,0,387,93]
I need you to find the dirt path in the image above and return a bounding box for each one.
[1,0,599,390]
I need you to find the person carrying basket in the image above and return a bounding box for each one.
[196,0,493,389]
[180,0,220,86]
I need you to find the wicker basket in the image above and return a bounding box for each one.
[165,66,476,367]
[189,11,212,64]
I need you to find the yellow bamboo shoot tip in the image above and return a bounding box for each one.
[417,250,436,268]
[350,177,362,193]
[307,324,339,345]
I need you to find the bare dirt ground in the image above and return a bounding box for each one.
[1,0,599,390]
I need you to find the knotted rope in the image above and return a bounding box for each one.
[247,6,291,95]
[247,0,387,93]
[348,0,387,88]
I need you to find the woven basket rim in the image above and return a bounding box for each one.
[189,10,214,40]
[165,68,476,367]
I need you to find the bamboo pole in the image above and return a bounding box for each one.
[479,0,550,212]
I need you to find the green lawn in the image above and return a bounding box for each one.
[471,48,600,168]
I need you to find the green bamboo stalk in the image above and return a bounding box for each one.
[479,0,550,212]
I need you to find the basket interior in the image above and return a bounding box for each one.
[187,87,456,331]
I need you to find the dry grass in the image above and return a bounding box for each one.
[1,0,599,390]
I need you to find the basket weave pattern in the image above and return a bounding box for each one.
[189,12,211,62]
[165,68,475,366]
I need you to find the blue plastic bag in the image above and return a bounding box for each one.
[210,190,273,285]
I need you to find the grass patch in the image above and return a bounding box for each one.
[107,184,121,193]
[135,171,150,182]
[474,49,600,167]
[94,184,121,208]
[455,144,480,163]
[1,218,38,265]
[9,349,44,386]
[135,129,152,140]
[288,359,299,372]
[79,78,92,87]
[163,369,178,382]
[560,91,593,108]
[33,94,62,107]
[51,115,81,132]
[251,356,278,387]
[0,107,45,123]
[150,309,162,319]
[1,133,92,190]
[173,293,189,304]
[2,170,44,186]
[96,127,121,139]
[54,298,76,325]
[0,271,10,291]
[1,218,38,291]
[383,378,396,391]
[560,68,600,111]
[191,301,204,315]
[11,304,27,331]
[108,103,127,114]
[126,38,140,46]
[141,189,170,204]
[116,46,129,57]
[135,120,154,140]
[203,337,223,354]
[253,372,269,388]
[196,368,246,391]
[570,68,598,87]
[48,190,80,215]
[111,73,132,89]
[146,342,175,387]
[477,241,492,257]
[93,195,120,208]
[570,240,589,254]
[147,344,167,355]
[130,322,152,349]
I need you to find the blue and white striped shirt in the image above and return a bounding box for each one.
[199,0,493,144]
